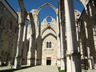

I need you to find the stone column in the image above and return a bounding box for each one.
[75,22,80,52]
[56,9,61,67]
[27,37,32,66]
[14,0,27,68]
[88,4,93,16]
[58,0,66,70]
[80,20,88,70]
[28,13,36,66]
[8,36,13,66]
[93,25,96,69]
[64,0,81,72]
[22,21,28,65]
[84,21,95,69]
[79,39,84,59]
[0,61,1,66]
[31,10,38,65]
[0,21,3,66]
[31,9,38,38]
[36,13,42,65]
[60,23,66,70]
[14,23,24,68]
[77,21,84,60]
[87,47,93,69]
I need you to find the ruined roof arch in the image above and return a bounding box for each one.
[37,3,57,14]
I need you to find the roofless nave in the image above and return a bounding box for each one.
[0,0,96,72]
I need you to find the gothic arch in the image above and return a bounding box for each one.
[41,16,57,35]
[37,3,57,13]
[42,26,56,35]
[42,33,57,42]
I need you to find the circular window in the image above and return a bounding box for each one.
[47,17,52,22]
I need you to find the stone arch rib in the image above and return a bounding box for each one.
[37,3,57,13]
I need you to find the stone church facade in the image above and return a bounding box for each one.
[26,16,58,66]
[40,16,58,65]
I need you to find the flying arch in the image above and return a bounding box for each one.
[37,3,57,13]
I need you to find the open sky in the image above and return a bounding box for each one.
[7,0,84,22]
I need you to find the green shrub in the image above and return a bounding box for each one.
[58,67,66,72]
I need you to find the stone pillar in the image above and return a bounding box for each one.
[14,0,27,68]
[28,13,36,66]
[31,36,36,66]
[8,36,13,66]
[11,38,17,65]
[64,0,81,72]
[80,20,88,70]
[93,26,96,69]
[31,10,38,65]
[88,4,93,16]
[78,21,84,60]
[22,21,28,65]
[87,47,93,69]
[60,23,65,70]
[27,37,32,66]
[56,9,61,67]
[36,13,42,65]
[58,0,66,70]
[79,39,84,60]
[84,21,95,69]
[0,61,1,66]
[31,9,38,38]
[75,22,80,52]
[0,23,3,66]
[14,23,24,68]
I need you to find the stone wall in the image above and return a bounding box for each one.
[0,1,18,66]
[76,0,96,70]
[41,17,57,65]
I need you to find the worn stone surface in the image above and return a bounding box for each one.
[82,69,96,72]
[0,0,18,66]
[14,66,59,72]
[41,17,58,66]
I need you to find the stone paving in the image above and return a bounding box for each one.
[1,65,96,72]
[82,69,96,72]
[14,65,59,72]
